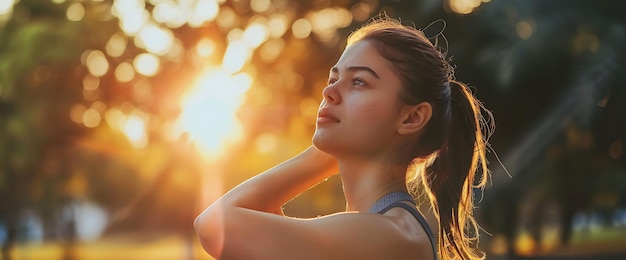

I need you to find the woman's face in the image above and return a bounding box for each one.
[313,40,407,159]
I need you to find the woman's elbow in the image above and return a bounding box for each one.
[194,209,225,257]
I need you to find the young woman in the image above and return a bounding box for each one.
[195,16,494,260]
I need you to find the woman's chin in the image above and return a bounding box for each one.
[312,134,334,154]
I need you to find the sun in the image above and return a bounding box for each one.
[174,67,252,158]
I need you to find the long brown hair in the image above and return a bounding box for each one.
[348,16,494,259]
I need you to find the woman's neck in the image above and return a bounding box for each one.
[338,159,408,212]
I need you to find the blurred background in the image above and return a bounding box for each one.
[0,0,625,259]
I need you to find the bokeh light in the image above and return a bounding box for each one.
[516,19,535,40]
[222,40,251,73]
[106,33,128,57]
[243,22,269,48]
[259,38,284,63]
[447,0,489,14]
[70,103,87,123]
[196,38,216,58]
[133,53,160,76]
[82,75,100,91]
[66,2,85,21]
[135,23,174,55]
[115,62,135,83]
[82,108,102,128]
[86,50,109,77]
[292,18,312,39]
[268,14,289,38]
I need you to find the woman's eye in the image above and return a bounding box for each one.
[353,78,366,86]
[327,78,337,85]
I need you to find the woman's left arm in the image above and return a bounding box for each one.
[194,145,338,256]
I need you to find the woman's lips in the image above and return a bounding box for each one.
[317,108,339,124]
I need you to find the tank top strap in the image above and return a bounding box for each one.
[369,191,438,260]
[368,191,415,213]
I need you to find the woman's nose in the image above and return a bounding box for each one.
[322,84,340,104]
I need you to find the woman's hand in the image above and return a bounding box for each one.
[228,145,337,212]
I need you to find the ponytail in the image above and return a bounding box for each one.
[419,80,492,260]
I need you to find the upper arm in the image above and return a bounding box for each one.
[195,206,427,260]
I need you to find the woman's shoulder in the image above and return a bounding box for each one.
[306,209,435,259]
[378,206,437,259]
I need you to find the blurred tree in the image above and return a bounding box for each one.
[455,0,626,257]
[0,1,90,257]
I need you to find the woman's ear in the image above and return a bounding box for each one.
[397,102,432,135]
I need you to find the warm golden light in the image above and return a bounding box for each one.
[250,86,273,106]
[299,97,319,120]
[123,113,148,148]
[489,235,508,255]
[136,23,174,55]
[83,108,102,128]
[133,53,160,76]
[222,41,251,73]
[115,62,135,82]
[250,0,271,13]
[259,38,284,63]
[227,28,243,43]
[243,22,269,48]
[187,0,219,27]
[515,231,536,256]
[292,18,312,39]
[66,2,85,21]
[104,108,125,129]
[309,8,352,44]
[165,39,184,62]
[83,74,100,91]
[268,14,289,38]
[112,0,148,36]
[448,0,482,15]
[152,1,186,28]
[103,106,149,148]
[86,50,109,77]
[83,88,100,101]
[132,79,153,103]
[174,68,252,158]
[215,6,236,30]
[106,33,127,57]
[70,103,87,123]
[196,38,216,58]
[540,226,561,253]
[255,133,277,154]
[91,101,107,115]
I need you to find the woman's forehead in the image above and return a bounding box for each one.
[331,41,392,75]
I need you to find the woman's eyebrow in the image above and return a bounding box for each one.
[330,66,380,79]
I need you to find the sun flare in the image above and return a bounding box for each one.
[174,67,252,158]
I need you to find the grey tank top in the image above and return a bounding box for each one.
[369,191,438,260]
